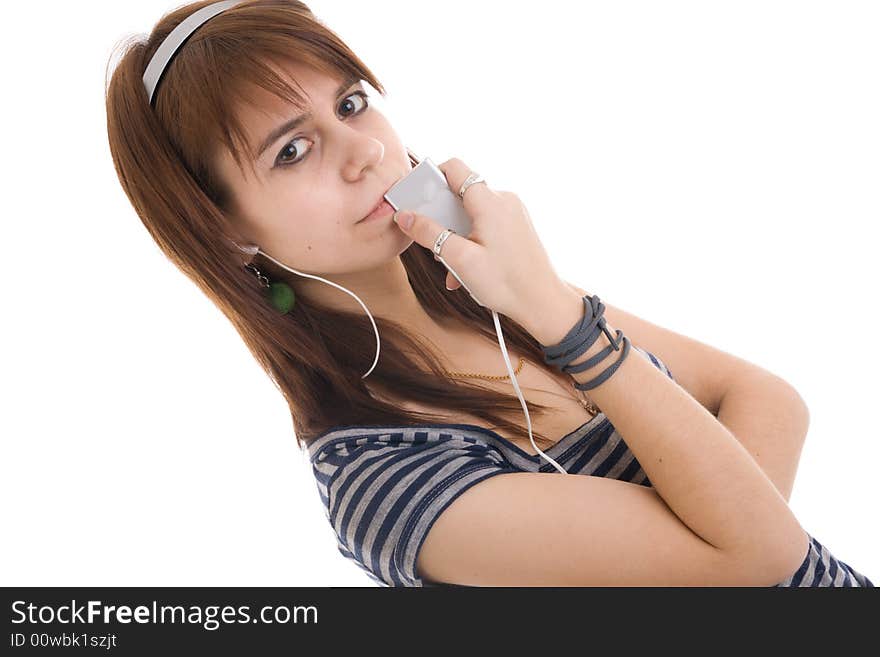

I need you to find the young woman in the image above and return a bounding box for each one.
[105,0,874,587]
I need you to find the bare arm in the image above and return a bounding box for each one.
[515,285,810,571]
[562,278,809,504]
[713,370,810,503]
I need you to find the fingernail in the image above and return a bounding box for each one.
[445,283,453,291]
[394,211,413,229]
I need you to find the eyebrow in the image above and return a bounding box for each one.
[254,75,361,162]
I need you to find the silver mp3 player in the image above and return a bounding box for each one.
[383,157,474,238]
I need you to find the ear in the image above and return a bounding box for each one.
[228,235,260,266]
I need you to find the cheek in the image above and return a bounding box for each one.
[282,196,349,241]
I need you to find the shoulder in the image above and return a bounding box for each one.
[308,425,513,586]
[308,424,507,466]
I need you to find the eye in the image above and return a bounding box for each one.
[274,91,371,168]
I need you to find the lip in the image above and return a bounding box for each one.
[357,193,396,223]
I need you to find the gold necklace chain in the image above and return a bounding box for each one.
[441,357,600,417]
[442,356,527,381]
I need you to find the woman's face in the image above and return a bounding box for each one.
[214,61,414,277]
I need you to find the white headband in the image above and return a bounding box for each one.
[143,0,245,106]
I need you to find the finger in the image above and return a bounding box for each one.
[434,255,461,290]
[436,157,496,214]
[445,271,461,291]
[393,208,479,267]
[435,254,461,290]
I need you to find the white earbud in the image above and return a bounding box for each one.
[234,242,260,257]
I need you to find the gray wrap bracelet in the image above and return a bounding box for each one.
[540,294,632,391]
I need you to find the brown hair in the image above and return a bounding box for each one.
[104,0,563,450]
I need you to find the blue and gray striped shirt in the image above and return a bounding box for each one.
[308,346,874,587]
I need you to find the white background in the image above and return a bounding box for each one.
[1,0,877,586]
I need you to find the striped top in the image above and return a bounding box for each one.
[308,346,875,587]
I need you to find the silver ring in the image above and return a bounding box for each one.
[458,172,486,200]
[433,228,456,259]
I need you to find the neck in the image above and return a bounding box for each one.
[265,254,457,340]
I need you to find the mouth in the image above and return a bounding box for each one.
[357,191,396,224]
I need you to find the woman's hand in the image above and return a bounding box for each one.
[392,157,567,322]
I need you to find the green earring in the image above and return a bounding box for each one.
[245,263,296,314]
[267,281,296,314]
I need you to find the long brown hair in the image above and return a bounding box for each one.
[104,0,563,450]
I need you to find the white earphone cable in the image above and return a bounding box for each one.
[255,248,381,379]
[251,246,569,475]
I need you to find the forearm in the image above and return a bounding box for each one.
[714,370,809,504]
[553,277,809,502]
[516,286,809,572]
